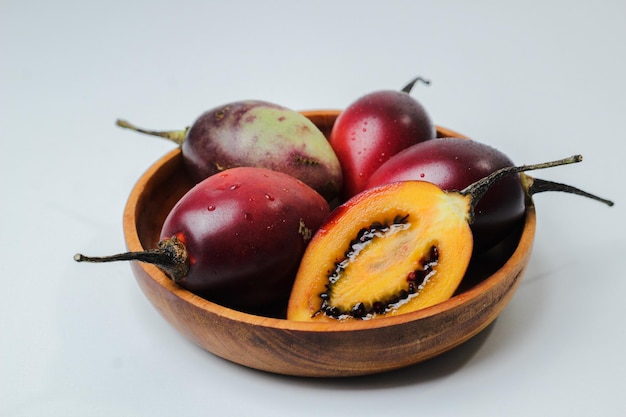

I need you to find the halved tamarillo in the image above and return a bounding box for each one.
[287,155,614,322]
[288,180,473,321]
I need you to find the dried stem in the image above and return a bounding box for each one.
[524,176,614,206]
[401,76,431,93]
[74,236,190,282]
[116,119,188,145]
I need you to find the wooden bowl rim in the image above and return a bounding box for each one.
[123,116,536,334]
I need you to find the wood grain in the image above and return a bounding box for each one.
[122,110,536,377]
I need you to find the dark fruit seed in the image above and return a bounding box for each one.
[393,214,408,224]
[351,303,366,318]
[413,269,426,285]
[371,221,384,230]
[429,245,439,261]
[372,302,385,314]
[328,307,341,318]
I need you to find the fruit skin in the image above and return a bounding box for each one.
[182,100,342,201]
[287,181,473,322]
[160,166,330,310]
[366,137,525,252]
[329,89,435,199]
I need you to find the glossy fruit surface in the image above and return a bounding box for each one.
[118,101,343,201]
[366,137,525,252]
[160,166,330,310]
[288,155,583,322]
[329,83,435,199]
[183,100,342,201]
[121,144,538,376]
[78,110,613,376]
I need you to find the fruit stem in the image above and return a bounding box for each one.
[401,76,431,94]
[523,176,614,206]
[73,236,189,282]
[460,155,583,221]
[116,119,188,145]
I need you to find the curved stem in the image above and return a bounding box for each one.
[524,176,614,206]
[460,154,583,211]
[74,236,189,282]
[116,119,188,145]
[401,76,431,93]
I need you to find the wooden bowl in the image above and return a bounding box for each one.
[123,110,536,377]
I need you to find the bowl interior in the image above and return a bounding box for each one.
[123,110,536,377]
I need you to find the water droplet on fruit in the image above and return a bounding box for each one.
[265,193,275,201]
[244,212,252,221]
[230,183,241,190]
[207,205,216,211]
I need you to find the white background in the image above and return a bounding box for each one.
[2,1,626,416]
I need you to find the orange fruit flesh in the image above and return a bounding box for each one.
[287,181,474,322]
